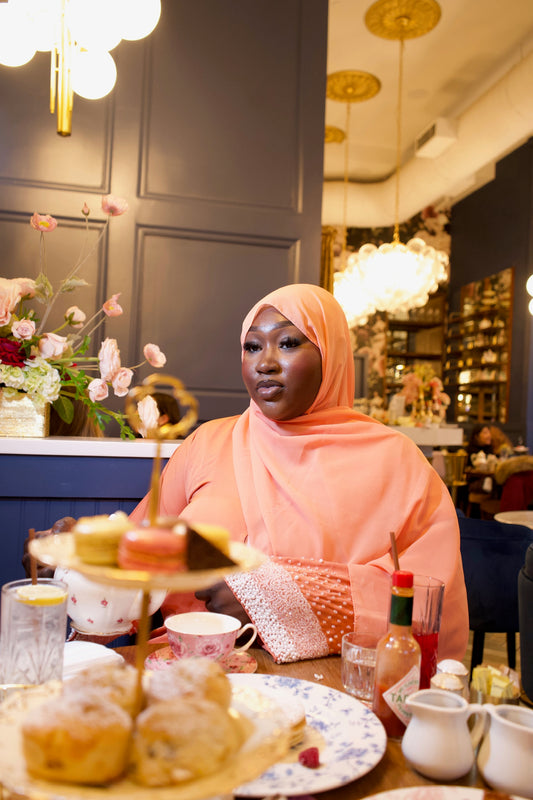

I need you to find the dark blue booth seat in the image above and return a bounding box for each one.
[458,510,533,676]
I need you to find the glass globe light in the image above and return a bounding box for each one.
[120,0,161,41]
[526,274,533,297]
[0,4,37,67]
[10,0,62,52]
[529,297,533,316]
[67,0,123,52]
[71,50,117,100]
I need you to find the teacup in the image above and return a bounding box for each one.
[165,611,257,660]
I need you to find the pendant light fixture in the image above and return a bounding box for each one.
[0,0,161,136]
[326,69,382,326]
[334,0,449,326]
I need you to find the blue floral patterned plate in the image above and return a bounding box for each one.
[230,673,386,796]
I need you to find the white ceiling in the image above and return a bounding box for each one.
[323,0,533,226]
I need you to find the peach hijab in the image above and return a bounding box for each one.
[232,283,380,558]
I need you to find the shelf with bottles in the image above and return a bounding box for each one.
[455,385,508,425]
[443,267,513,424]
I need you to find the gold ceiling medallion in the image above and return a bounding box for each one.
[326,70,381,103]
[325,126,346,144]
[364,0,441,40]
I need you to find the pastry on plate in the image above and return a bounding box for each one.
[62,662,139,716]
[22,693,132,785]
[130,696,244,786]
[73,511,134,566]
[146,657,232,709]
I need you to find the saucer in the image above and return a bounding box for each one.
[144,646,257,674]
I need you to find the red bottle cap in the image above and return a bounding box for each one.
[392,570,414,587]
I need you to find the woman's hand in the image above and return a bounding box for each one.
[21,517,77,579]
[195,581,251,626]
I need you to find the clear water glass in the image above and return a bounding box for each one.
[0,578,68,686]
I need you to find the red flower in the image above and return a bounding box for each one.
[0,337,26,366]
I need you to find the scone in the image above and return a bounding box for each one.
[22,694,132,785]
[130,696,244,786]
[146,657,232,709]
[74,511,134,565]
[63,662,139,716]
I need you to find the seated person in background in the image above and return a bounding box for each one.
[134,392,182,438]
[467,424,494,458]
[130,283,468,664]
[489,425,513,458]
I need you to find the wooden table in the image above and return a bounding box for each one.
[117,644,490,799]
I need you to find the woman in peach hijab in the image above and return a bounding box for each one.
[131,284,468,663]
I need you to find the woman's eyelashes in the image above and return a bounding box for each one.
[243,341,260,353]
[279,336,301,349]
[243,336,301,354]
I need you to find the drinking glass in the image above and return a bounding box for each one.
[341,632,377,703]
[412,575,445,689]
[0,578,68,686]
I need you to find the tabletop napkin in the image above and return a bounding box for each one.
[63,641,124,679]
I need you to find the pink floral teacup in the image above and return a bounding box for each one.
[165,612,257,660]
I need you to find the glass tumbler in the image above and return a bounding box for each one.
[0,578,68,686]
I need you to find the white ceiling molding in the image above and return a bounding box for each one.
[322,47,533,228]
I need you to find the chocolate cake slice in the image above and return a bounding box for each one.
[185,525,237,570]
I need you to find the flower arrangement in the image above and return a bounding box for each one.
[399,363,451,422]
[0,196,166,438]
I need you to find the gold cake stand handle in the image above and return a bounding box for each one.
[125,373,198,525]
[125,373,199,709]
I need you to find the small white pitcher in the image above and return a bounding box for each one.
[477,703,533,799]
[401,689,486,781]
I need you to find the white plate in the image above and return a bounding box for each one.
[229,673,386,796]
[495,510,533,529]
[359,787,527,800]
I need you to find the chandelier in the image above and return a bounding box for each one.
[326,70,382,326]
[333,0,449,326]
[0,0,161,136]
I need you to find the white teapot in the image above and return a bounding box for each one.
[55,567,166,636]
[477,703,533,799]
[471,451,488,470]
[401,689,486,781]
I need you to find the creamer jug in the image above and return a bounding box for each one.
[477,703,533,799]
[401,688,486,780]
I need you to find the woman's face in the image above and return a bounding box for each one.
[477,426,492,446]
[242,306,322,420]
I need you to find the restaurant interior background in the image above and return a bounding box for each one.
[1,0,533,448]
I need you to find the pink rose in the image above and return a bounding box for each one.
[111,367,133,397]
[98,337,121,382]
[65,306,86,327]
[0,277,33,326]
[101,195,128,217]
[11,319,36,340]
[143,343,166,368]
[137,395,160,437]
[30,212,58,232]
[88,379,109,403]
[81,202,90,217]
[14,278,36,299]
[102,293,123,317]
[38,332,68,358]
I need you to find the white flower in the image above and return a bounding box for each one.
[137,395,160,437]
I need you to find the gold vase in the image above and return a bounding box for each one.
[0,390,50,437]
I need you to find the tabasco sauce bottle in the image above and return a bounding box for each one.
[372,570,421,739]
